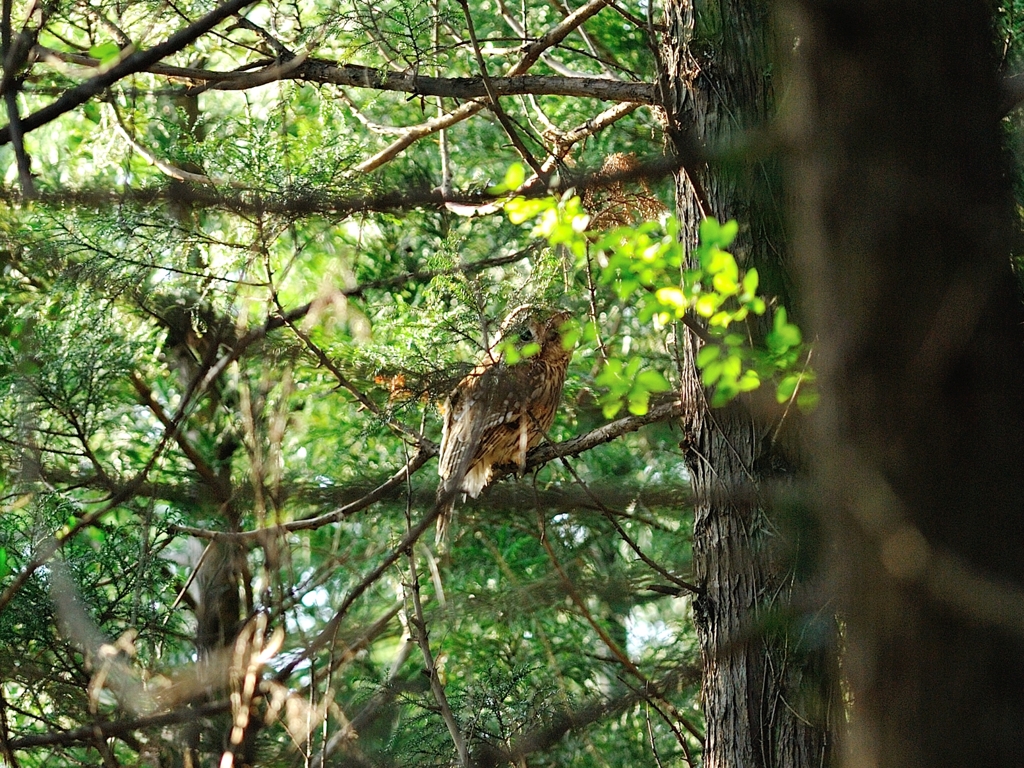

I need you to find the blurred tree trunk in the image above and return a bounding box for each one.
[786,2,1024,766]
[660,2,838,766]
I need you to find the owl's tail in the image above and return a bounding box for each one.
[435,496,455,552]
[435,475,462,552]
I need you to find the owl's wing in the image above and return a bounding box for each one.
[438,366,489,493]
[436,367,500,547]
[438,363,531,488]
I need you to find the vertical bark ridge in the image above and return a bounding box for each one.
[660,2,838,766]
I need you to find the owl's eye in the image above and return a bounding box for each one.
[519,328,534,342]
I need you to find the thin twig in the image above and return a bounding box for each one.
[356,0,614,173]
[1,0,34,196]
[169,448,435,542]
[0,0,255,146]
[109,101,234,186]
[536,513,704,744]
[557,456,703,595]
[457,0,543,177]
[404,472,469,765]
[0,329,226,615]
[7,701,231,749]
[273,501,443,680]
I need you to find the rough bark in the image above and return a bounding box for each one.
[786,2,1024,767]
[660,2,837,767]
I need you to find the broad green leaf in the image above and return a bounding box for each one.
[699,217,722,246]
[600,394,623,419]
[737,369,761,392]
[722,353,742,381]
[767,306,803,352]
[741,267,759,297]
[777,373,800,402]
[89,41,122,64]
[709,310,733,327]
[636,369,672,392]
[696,344,720,367]
[656,286,687,311]
[695,294,719,317]
[797,390,820,410]
[712,272,738,294]
[561,325,582,350]
[702,360,723,386]
[719,218,739,246]
[519,342,541,358]
[502,163,526,191]
[624,356,642,378]
[505,196,550,224]
[627,389,651,415]
[724,333,745,347]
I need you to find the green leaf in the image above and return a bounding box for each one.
[737,369,761,392]
[724,333,745,347]
[699,217,722,246]
[0,547,8,581]
[501,341,521,364]
[636,369,672,392]
[655,286,687,311]
[712,272,738,294]
[624,356,642,379]
[519,342,541,358]
[741,268,759,298]
[797,390,820,410]
[695,294,719,317]
[767,306,803,353]
[722,353,742,381]
[720,219,739,246]
[89,41,122,64]
[698,216,739,249]
[777,373,800,402]
[709,310,733,328]
[560,325,581,350]
[503,163,526,191]
[627,389,651,415]
[701,360,723,386]
[696,344,720,367]
[504,196,550,224]
[600,394,623,419]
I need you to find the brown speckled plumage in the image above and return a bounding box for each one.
[436,306,573,544]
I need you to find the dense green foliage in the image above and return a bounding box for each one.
[3,0,1024,765]
[0,0,710,765]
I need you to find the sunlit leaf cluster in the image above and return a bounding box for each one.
[503,186,816,410]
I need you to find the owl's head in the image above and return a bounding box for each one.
[493,305,573,364]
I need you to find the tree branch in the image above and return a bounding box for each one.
[506,398,686,477]
[457,0,544,177]
[355,0,618,172]
[171,399,687,543]
[7,701,230,749]
[0,151,690,218]
[0,0,254,145]
[169,447,436,542]
[264,59,657,103]
[31,47,658,105]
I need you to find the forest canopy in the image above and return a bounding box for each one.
[3,0,1024,767]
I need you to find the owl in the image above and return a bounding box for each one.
[436,306,573,544]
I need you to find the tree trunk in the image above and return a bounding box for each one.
[660,2,837,767]
[786,2,1024,766]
